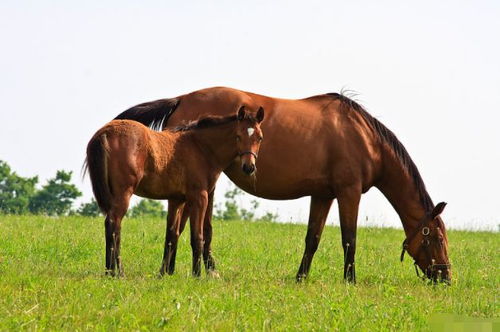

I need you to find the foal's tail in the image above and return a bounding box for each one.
[83,134,112,214]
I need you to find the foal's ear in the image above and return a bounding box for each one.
[237,106,246,121]
[431,202,447,219]
[256,106,265,123]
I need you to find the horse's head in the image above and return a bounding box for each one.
[235,106,264,175]
[404,202,451,283]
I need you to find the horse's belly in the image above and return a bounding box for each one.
[224,162,334,200]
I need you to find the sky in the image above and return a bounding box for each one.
[1,1,499,230]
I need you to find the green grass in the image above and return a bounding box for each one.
[0,215,498,331]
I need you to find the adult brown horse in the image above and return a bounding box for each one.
[115,87,451,283]
[85,107,265,277]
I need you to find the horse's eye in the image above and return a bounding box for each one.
[236,136,241,141]
[258,136,263,142]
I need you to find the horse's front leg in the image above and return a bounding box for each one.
[296,196,333,282]
[337,185,362,283]
[187,190,209,277]
[202,190,218,275]
[176,190,217,276]
[160,199,184,276]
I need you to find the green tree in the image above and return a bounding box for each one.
[77,198,101,217]
[28,170,82,216]
[258,211,279,222]
[0,160,38,214]
[240,200,259,221]
[214,185,277,222]
[129,199,166,218]
[215,186,242,220]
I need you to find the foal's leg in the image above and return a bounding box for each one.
[337,186,362,283]
[163,202,190,273]
[105,192,132,277]
[178,202,189,235]
[160,199,184,276]
[104,215,114,274]
[202,190,217,275]
[296,197,333,282]
[187,190,208,277]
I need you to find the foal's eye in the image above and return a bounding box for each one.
[258,136,263,142]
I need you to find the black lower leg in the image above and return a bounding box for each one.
[342,239,356,282]
[104,216,114,274]
[296,197,332,282]
[203,250,216,271]
[202,190,216,272]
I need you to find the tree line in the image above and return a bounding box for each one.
[0,160,278,221]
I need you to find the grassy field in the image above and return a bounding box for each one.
[0,215,498,331]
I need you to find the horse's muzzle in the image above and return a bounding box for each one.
[428,264,452,284]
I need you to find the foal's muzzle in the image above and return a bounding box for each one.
[239,151,257,175]
[242,163,256,175]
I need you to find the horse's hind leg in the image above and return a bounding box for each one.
[160,199,184,276]
[296,197,333,282]
[105,190,133,277]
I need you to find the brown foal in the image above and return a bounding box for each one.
[85,106,264,277]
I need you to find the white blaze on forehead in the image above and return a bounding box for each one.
[247,127,255,137]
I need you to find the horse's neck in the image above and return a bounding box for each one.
[187,124,237,170]
[376,150,429,236]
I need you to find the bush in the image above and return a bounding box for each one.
[129,199,166,218]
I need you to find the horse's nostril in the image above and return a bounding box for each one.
[242,164,255,174]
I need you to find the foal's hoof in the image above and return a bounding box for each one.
[105,270,119,278]
[207,270,221,279]
[343,277,356,284]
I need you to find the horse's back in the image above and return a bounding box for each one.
[161,88,382,198]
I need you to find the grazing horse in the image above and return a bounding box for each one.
[85,106,265,277]
[115,87,451,283]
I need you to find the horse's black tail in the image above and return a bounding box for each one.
[83,134,112,214]
[114,97,180,131]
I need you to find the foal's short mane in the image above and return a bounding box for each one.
[327,92,435,213]
[170,114,240,132]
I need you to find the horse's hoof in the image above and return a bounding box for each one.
[207,270,221,279]
[296,274,306,283]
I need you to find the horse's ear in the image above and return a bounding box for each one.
[256,106,265,123]
[431,202,447,219]
[237,106,246,121]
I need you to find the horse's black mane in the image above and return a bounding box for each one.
[327,92,435,213]
[169,115,239,132]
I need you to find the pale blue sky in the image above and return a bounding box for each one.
[1,1,499,230]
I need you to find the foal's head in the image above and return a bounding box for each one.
[406,202,451,283]
[235,106,265,175]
